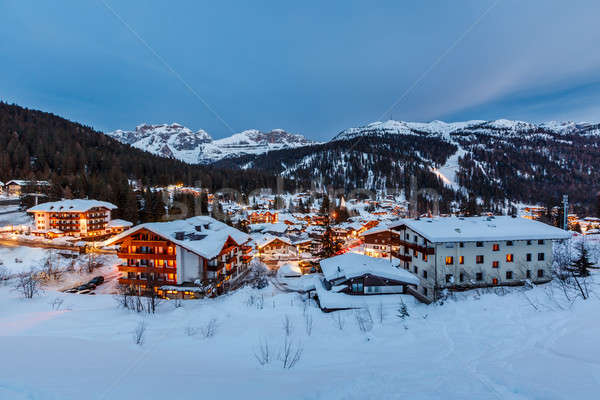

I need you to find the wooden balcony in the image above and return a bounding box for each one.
[117,252,176,260]
[118,266,177,274]
[130,240,169,247]
[118,278,175,286]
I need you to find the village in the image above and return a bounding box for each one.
[1,180,597,312]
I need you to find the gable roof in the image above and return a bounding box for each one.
[28,199,117,213]
[104,216,250,260]
[319,253,419,285]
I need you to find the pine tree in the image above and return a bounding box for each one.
[319,195,330,215]
[397,299,409,319]
[569,242,597,277]
[199,192,209,215]
[317,226,342,258]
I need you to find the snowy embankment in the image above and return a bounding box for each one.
[1,243,600,399]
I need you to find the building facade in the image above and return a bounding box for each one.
[362,216,571,301]
[28,199,118,238]
[105,216,253,298]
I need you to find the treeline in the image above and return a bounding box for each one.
[0,102,294,222]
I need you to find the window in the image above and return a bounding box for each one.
[492,243,499,251]
[537,269,544,278]
[476,272,483,281]
[492,278,498,285]
[506,271,513,279]
[476,241,483,247]
[423,287,428,296]
[538,253,545,261]
[527,240,532,245]
[538,240,544,245]
[422,253,428,262]
[459,256,464,265]
[413,249,418,257]
[526,253,532,262]
[492,261,499,268]
[423,270,428,279]
[459,273,464,282]
[526,270,531,278]
[506,241,513,246]
[414,266,418,274]
[445,256,454,265]
[506,254,514,263]
[351,282,364,293]
[445,274,453,283]
[459,242,464,248]
[476,255,484,264]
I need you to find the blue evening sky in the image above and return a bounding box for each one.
[1,0,599,141]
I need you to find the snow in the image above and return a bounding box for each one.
[28,199,117,212]
[0,246,49,275]
[319,253,419,285]
[403,216,572,243]
[104,216,250,260]
[1,261,599,399]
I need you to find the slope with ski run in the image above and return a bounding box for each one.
[0,238,599,399]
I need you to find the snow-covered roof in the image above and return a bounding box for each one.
[6,180,50,186]
[254,234,292,248]
[248,222,288,234]
[28,199,117,213]
[320,253,419,285]
[108,219,133,228]
[402,216,571,242]
[277,263,302,278]
[104,216,250,260]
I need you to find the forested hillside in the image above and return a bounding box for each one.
[0,102,291,221]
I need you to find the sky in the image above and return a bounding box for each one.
[1,0,600,141]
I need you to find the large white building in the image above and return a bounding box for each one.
[28,199,118,237]
[362,216,571,301]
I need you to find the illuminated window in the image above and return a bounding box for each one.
[476,255,484,264]
[168,260,174,267]
[445,256,454,265]
[492,243,499,251]
[492,261,499,268]
[459,256,464,265]
[506,254,514,262]
[168,273,175,281]
[492,278,498,285]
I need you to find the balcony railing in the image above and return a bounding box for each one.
[117,252,176,260]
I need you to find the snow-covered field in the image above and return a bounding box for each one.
[0,239,599,399]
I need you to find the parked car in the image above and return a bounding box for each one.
[75,284,91,291]
[78,289,92,295]
[64,288,78,294]
[88,276,104,285]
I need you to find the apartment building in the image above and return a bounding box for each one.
[104,216,253,298]
[28,199,118,237]
[362,216,571,301]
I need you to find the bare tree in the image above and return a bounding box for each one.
[282,314,294,337]
[377,302,385,324]
[201,318,218,338]
[13,269,43,299]
[255,338,272,366]
[133,321,147,345]
[279,337,303,369]
[184,324,198,337]
[0,265,8,283]
[50,297,64,311]
[354,309,373,333]
[303,312,313,336]
[332,312,345,330]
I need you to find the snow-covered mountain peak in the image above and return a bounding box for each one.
[107,124,315,164]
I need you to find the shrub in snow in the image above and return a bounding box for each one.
[184,324,198,337]
[354,310,373,333]
[0,265,8,283]
[303,312,313,336]
[133,321,147,346]
[13,269,43,299]
[282,315,294,337]
[254,338,271,366]
[201,318,217,338]
[332,312,345,330]
[278,337,303,369]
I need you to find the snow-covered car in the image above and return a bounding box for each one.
[77,289,92,295]
[64,288,78,294]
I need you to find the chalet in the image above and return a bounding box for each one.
[361,216,571,301]
[27,199,118,238]
[256,235,296,258]
[107,219,134,234]
[249,210,278,224]
[6,180,50,197]
[319,253,419,295]
[104,216,252,298]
